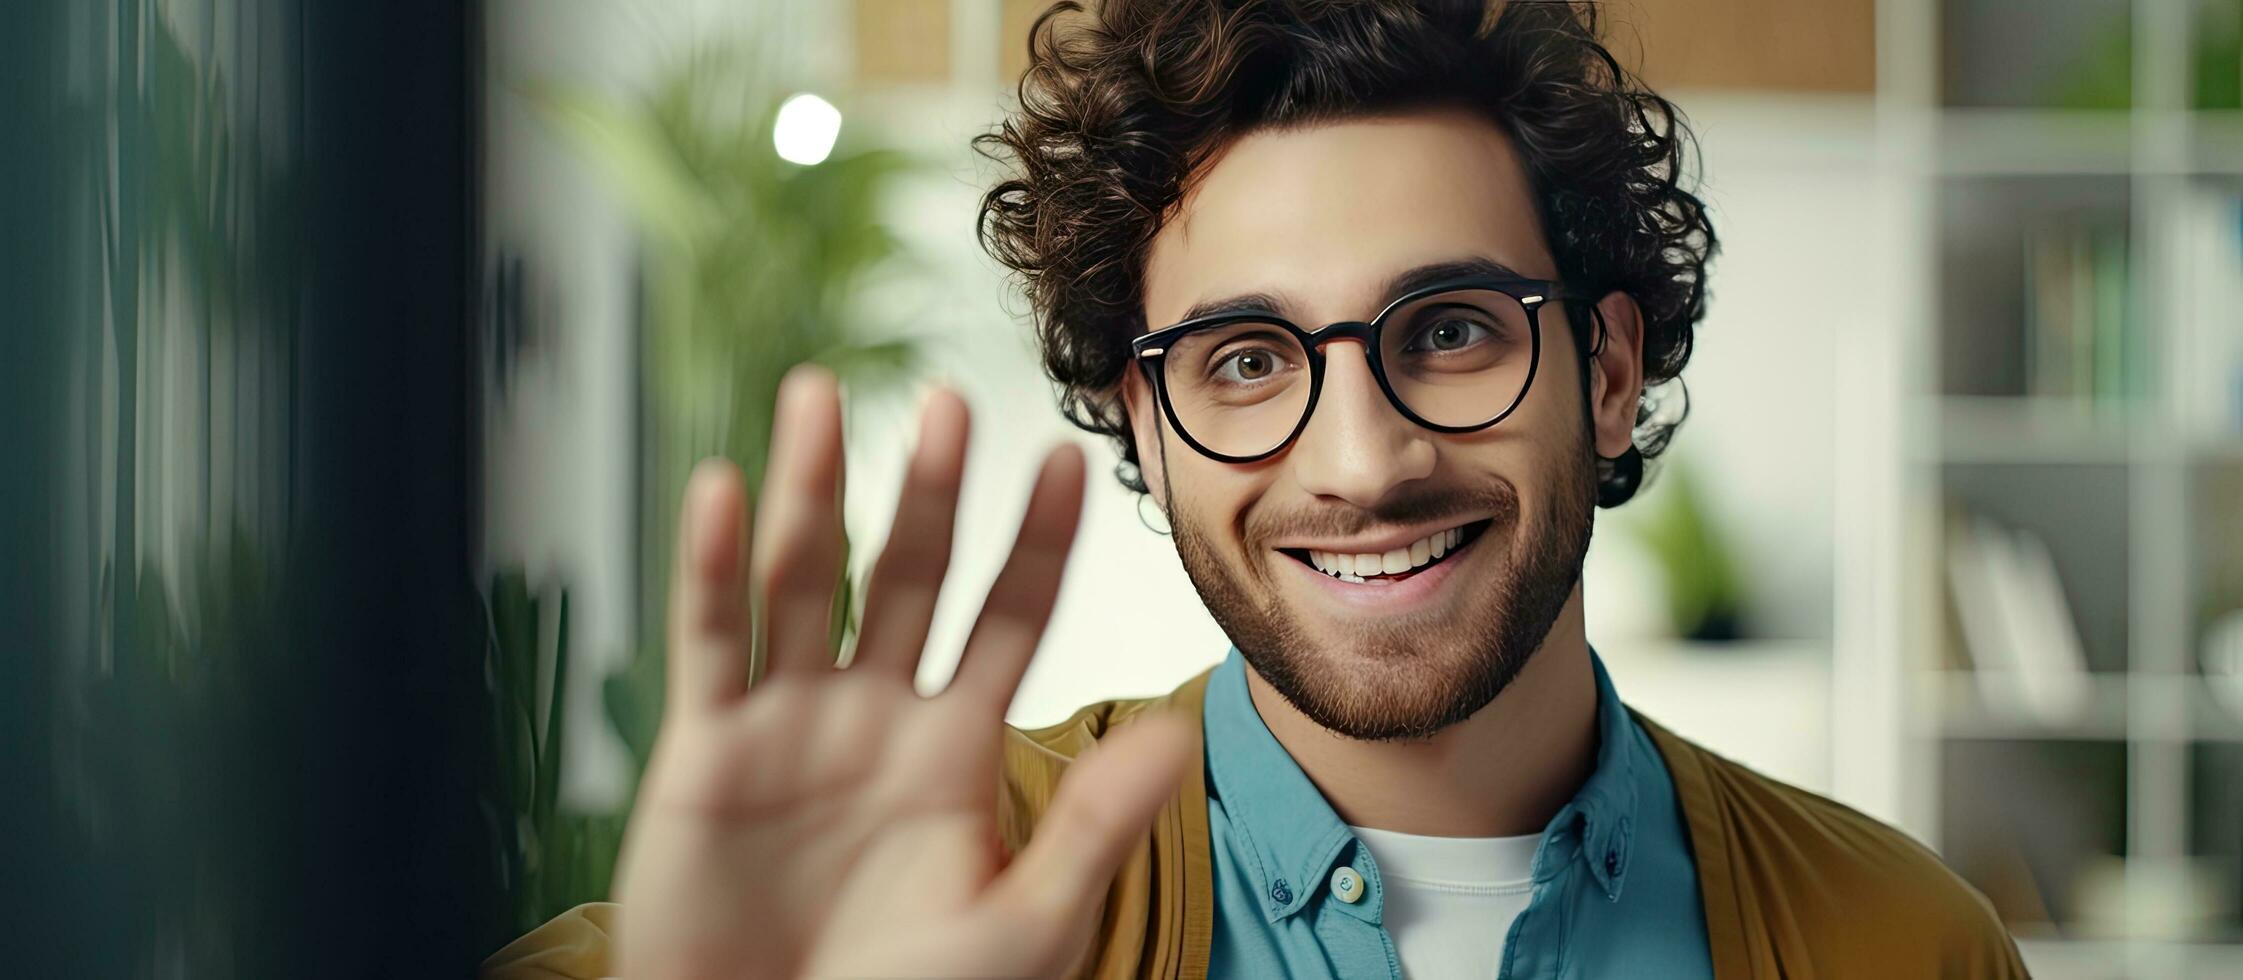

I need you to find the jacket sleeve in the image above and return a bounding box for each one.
[1640,712,2031,980]
[480,902,618,980]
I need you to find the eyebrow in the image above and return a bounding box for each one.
[1172,256,1534,324]
[1177,290,1293,323]
[1382,257,1532,298]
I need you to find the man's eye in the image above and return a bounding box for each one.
[1408,318,1493,352]
[1214,348,1288,383]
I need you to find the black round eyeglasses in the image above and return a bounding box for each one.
[1129,275,1589,463]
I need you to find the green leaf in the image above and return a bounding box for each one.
[602,645,664,775]
[535,591,570,828]
[1629,460,1747,639]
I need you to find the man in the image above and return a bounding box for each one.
[488,2,2027,977]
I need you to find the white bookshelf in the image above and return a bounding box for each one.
[1838,2,2243,977]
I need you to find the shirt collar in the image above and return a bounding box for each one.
[1202,650,1365,922]
[1202,645,1646,923]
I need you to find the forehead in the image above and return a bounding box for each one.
[1143,108,1555,327]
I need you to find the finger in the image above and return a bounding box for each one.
[984,713,1195,928]
[848,388,970,678]
[942,443,1084,711]
[752,364,848,676]
[665,458,753,712]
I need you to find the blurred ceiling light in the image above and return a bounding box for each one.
[773,92,842,166]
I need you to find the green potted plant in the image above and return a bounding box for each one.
[484,42,924,937]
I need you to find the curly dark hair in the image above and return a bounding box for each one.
[976,0,1716,506]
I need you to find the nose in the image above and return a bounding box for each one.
[1289,341,1436,507]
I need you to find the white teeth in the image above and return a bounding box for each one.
[1305,525,1471,578]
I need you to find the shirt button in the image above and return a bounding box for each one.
[1605,849,1623,876]
[1329,865,1365,904]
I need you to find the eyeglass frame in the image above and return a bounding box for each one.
[1128,274,1600,464]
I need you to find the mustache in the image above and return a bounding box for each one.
[1240,481,1520,549]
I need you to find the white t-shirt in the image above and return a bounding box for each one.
[1349,824,1543,980]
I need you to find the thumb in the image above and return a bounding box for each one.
[985,712,1197,926]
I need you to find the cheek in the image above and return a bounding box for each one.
[1510,337,1596,449]
[1134,429,1166,502]
[1166,450,1287,558]
[1165,450,1258,518]
[1441,361,1588,463]
[1123,378,1168,497]
[1430,392,1594,520]
[1526,330,1588,412]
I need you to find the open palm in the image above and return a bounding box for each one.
[613,367,1194,980]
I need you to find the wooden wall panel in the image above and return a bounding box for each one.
[983,0,1876,94]
[1611,0,1876,93]
[855,0,953,85]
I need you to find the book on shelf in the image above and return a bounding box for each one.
[2178,185,2243,439]
[1944,511,2093,723]
[2021,214,2142,410]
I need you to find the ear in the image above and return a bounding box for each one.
[1118,369,1168,507]
[1586,291,1646,459]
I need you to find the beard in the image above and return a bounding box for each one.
[1167,435,1598,742]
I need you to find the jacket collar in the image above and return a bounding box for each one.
[1201,645,1643,924]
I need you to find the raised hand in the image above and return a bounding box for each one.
[612,366,1195,980]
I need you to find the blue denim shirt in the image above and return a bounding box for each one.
[1202,647,1714,979]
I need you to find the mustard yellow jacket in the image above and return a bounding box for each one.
[486,667,2029,979]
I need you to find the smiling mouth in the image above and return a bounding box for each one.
[1277,519,1492,585]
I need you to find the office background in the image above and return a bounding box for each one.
[7,1,2241,977]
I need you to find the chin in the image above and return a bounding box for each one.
[1183,506,1591,740]
[1250,623,1529,742]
